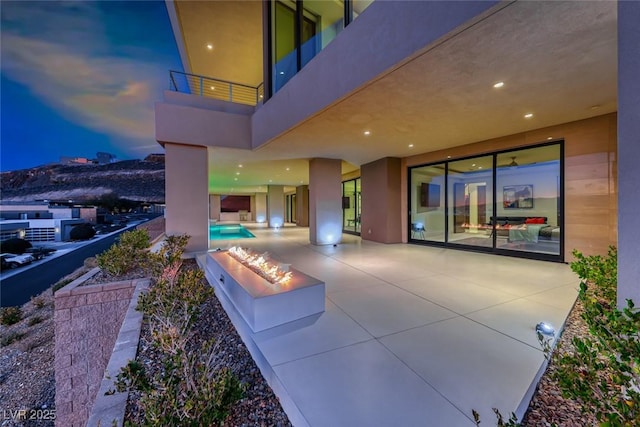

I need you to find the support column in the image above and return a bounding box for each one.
[255,193,267,223]
[309,158,342,245]
[165,143,209,253]
[267,185,284,228]
[617,1,640,308]
[296,185,309,227]
[361,157,402,243]
[209,195,220,221]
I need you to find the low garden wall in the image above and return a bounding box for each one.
[53,268,146,427]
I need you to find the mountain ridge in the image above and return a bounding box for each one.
[0,159,165,203]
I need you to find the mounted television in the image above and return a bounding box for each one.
[420,183,441,208]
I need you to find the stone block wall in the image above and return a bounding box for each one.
[54,269,142,427]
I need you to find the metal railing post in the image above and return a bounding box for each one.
[199,76,203,96]
[229,84,233,102]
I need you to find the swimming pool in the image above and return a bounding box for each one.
[209,223,255,240]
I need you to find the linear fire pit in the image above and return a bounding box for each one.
[206,250,325,332]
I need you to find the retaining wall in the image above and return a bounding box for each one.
[53,269,145,427]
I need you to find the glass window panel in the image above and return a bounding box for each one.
[352,0,374,21]
[447,156,494,248]
[342,179,357,232]
[272,1,297,92]
[495,144,561,256]
[355,178,361,234]
[301,1,344,68]
[410,164,446,242]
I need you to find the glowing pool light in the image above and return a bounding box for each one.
[228,246,293,286]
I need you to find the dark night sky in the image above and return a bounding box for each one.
[0,1,183,172]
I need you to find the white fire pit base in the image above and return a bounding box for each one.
[206,251,325,332]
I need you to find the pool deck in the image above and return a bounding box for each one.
[198,225,579,427]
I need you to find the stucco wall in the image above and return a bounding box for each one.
[54,270,143,427]
[361,157,402,243]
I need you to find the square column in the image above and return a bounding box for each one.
[617,0,640,307]
[309,158,342,245]
[255,193,267,223]
[165,143,209,253]
[267,185,284,228]
[361,157,402,243]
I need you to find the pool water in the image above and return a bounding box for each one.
[209,223,255,240]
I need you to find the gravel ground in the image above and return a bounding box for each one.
[0,289,55,427]
[125,261,292,426]
[521,299,597,426]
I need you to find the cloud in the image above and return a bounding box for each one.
[1,2,168,156]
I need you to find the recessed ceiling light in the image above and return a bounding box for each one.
[206,44,213,50]
[590,105,601,110]
[286,167,290,171]
[234,178,238,181]
[238,164,243,168]
[236,172,240,175]
[493,81,505,88]
[447,156,451,159]
[279,71,284,75]
[363,130,371,136]
[210,86,215,90]
[547,136,553,140]
[408,144,414,148]
[300,180,303,184]
[479,166,483,169]
[524,113,534,119]
[472,163,476,167]
[269,179,273,182]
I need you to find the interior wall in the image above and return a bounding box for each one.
[296,185,309,227]
[209,195,221,220]
[401,113,618,261]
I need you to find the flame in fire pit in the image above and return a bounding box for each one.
[227,246,293,286]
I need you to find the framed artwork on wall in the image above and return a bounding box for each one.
[503,184,533,209]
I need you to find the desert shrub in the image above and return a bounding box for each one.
[1,331,26,346]
[547,247,639,425]
[70,223,96,240]
[27,316,43,326]
[0,238,32,254]
[52,278,73,293]
[112,235,242,425]
[1,306,23,325]
[96,229,150,276]
[31,296,46,309]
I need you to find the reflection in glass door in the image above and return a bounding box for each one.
[409,164,446,242]
[447,156,493,249]
[342,178,361,235]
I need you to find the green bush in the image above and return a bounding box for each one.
[70,223,96,240]
[0,238,32,254]
[112,234,242,425]
[31,296,46,309]
[52,278,73,293]
[1,331,26,346]
[97,229,150,276]
[547,247,639,425]
[1,306,23,325]
[27,316,43,326]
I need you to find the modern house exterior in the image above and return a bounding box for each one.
[0,202,95,241]
[156,0,639,306]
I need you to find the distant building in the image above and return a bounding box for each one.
[0,202,95,242]
[60,156,93,165]
[96,152,117,164]
[59,152,117,166]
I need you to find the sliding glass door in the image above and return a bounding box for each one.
[342,178,361,235]
[408,141,563,261]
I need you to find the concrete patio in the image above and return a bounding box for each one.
[199,226,579,427]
